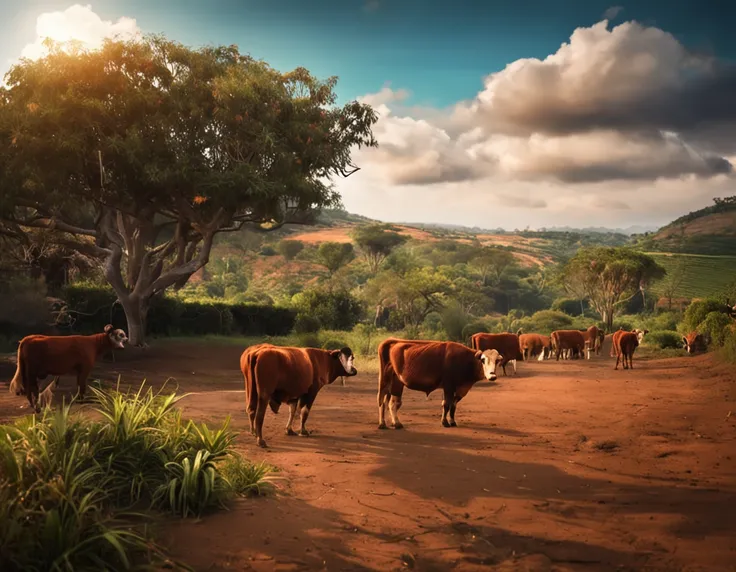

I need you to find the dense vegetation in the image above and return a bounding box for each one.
[0,383,277,571]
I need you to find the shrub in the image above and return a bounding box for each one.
[698,311,733,347]
[322,339,344,350]
[681,298,727,333]
[644,330,683,349]
[517,310,573,335]
[293,313,320,334]
[718,327,736,364]
[259,245,277,256]
[0,382,277,571]
[551,297,587,316]
[441,303,469,342]
[277,240,305,261]
[293,288,363,331]
[461,320,489,342]
[296,332,321,348]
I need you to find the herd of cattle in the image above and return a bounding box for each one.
[5,322,665,448]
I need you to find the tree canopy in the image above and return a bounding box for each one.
[0,36,377,344]
[317,242,355,275]
[352,224,408,273]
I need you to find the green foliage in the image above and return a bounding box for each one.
[293,314,321,334]
[515,310,573,335]
[321,339,344,350]
[317,242,355,274]
[440,303,469,342]
[681,298,728,333]
[462,320,490,342]
[292,287,363,331]
[665,196,736,228]
[352,225,408,273]
[59,284,295,337]
[0,274,50,336]
[0,382,277,571]
[717,328,736,364]
[644,330,683,349]
[277,240,305,261]
[698,311,733,347]
[260,246,278,257]
[551,297,587,316]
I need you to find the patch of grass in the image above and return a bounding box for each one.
[649,253,736,299]
[0,381,279,571]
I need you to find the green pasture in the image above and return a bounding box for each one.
[649,253,736,299]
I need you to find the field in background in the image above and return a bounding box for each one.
[649,253,736,298]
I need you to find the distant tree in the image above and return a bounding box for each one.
[317,242,355,275]
[352,225,408,273]
[0,36,377,345]
[561,247,665,332]
[277,239,305,261]
[657,259,689,310]
[471,247,515,286]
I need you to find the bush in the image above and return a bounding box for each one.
[681,298,727,333]
[551,297,587,316]
[292,288,363,331]
[718,327,736,363]
[441,303,469,342]
[462,320,489,342]
[293,313,320,334]
[277,240,305,261]
[58,284,296,338]
[644,330,683,349]
[259,245,277,256]
[0,382,277,571]
[516,310,573,335]
[322,339,344,350]
[698,311,733,347]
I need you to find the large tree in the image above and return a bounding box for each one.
[352,224,407,273]
[0,36,377,344]
[561,247,665,331]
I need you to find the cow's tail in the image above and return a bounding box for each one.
[8,341,23,395]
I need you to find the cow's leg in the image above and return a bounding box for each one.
[628,352,634,369]
[23,372,40,413]
[388,381,404,429]
[285,400,299,436]
[441,387,454,427]
[377,375,391,430]
[510,359,517,375]
[537,349,545,362]
[298,394,316,437]
[254,396,270,448]
[75,366,91,402]
[614,353,621,370]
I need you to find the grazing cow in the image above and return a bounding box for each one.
[241,345,357,448]
[578,325,603,358]
[551,330,587,361]
[519,333,552,361]
[9,325,128,412]
[613,329,648,370]
[377,338,502,430]
[470,332,523,375]
[682,331,707,354]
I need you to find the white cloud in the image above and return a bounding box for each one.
[338,18,736,229]
[20,4,141,61]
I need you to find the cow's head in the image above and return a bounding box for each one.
[332,347,357,377]
[633,328,649,343]
[104,324,128,349]
[682,331,706,354]
[477,349,503,382]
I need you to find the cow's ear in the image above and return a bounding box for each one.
[474,350,483,361]
[330,350,341,359]
[104,324,113,334]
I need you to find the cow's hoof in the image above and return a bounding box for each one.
[392,422,404,430]
[378,423,388,430]
[299,429,310,437]
[286,428,297,436]
[257,439,268,448]
[450,421,458,427]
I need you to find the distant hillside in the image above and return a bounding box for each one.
[639,196,736,255]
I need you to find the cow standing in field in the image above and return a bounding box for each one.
[470,332,523,375]
[612,329,648,370]
[579,325,603,358]
[551,330,587,361]
[240,345,357,448]
[377,338,502,430]
[519,333,552,361]
[8,325,128,412]
[682,331,707,354]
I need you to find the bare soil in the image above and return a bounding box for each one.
[1,342,735,571]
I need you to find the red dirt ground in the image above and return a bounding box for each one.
[1,342,735,571]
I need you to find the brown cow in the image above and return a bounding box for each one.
[613,329,648,370]
[551,330,586,361]
[241,345,357,448]
[519,333,552,361]
[470,332,523,375]
[682,331,707,354]
[9,325,128,412]
[377,338,502,430]
[578,325,603,358]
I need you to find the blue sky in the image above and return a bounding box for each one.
[2,0,735,229]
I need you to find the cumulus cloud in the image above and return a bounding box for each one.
[20,4,141,61]
[351,18,736,189]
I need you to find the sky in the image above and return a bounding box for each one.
[1,0,734,231]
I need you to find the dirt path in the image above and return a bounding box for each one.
[1,344,735,571]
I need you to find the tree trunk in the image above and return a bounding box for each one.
[118,293,150,347]
[580,299,585,316]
